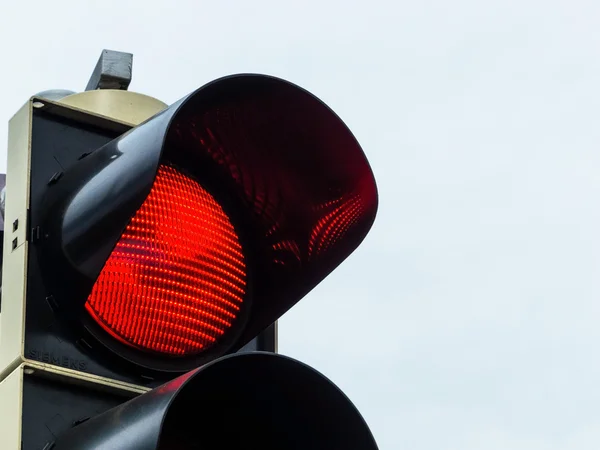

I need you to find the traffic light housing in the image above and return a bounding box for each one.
[50,352,378,450]
[0,53,379,450]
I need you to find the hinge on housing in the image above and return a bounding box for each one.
[30,225,42,244]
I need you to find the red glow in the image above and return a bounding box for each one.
[309,194,365,260]
[86,165,246,356]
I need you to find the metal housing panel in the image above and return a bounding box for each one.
[0,102,32,379]
[21,365,134,450]
[58,90,167,126]
[21,361,149,394]
[0,364,24,450]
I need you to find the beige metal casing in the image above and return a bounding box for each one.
[0,362,141,449]
[58,89,167,126]
[0,364,24,449]
[0,102,32,381]
[0,91,168,387]
[0,92,168,394]
[0,93,168,450]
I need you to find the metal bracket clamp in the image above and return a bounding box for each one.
[85,49,133,91]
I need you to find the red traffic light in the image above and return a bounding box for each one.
[35,74,378,375]
[86,164,248,356]
[5,58,381,450]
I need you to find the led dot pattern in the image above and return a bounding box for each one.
[308,194,365,260]
[85,164,247,356]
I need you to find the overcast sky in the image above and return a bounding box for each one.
[2,1,600,448]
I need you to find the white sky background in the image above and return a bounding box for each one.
[2,1,600,448]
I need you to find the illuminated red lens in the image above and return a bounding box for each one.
[85,164,246,356]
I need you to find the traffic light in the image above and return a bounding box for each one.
[0,50,379,449]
